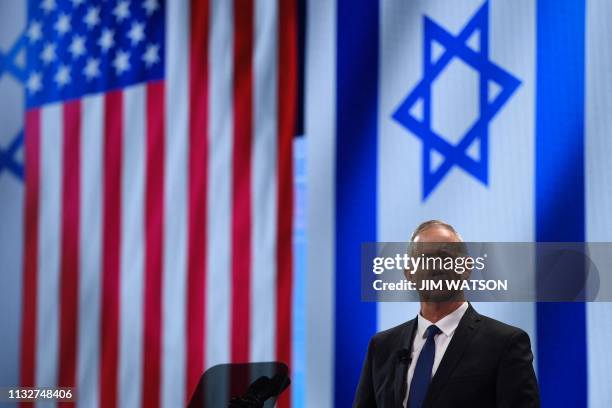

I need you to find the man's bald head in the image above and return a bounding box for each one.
[410,220,462,243]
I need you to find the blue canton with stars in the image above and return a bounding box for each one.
[26,0,164,108]
[392,1,520,200]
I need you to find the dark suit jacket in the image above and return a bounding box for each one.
[353,304,539,407]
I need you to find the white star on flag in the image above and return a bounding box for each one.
[142,43,159,67]
[54,13,71,37]
[127,21,145,46]
[27,72,43,94]
[113,1,131,22]
[113,50,131,74]
[40,0,56,14]
[98,28,115,52]
[40,43,56,64]
[83,57,100,80]
[143,0,159,16]
[27,21,42,43]
[69,35,86,59]
[84,6,100,29]
[54,65,71,88]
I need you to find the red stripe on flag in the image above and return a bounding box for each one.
[100,91,123,408]
[58,101,81,407]
[20,110,41,396]
[187,0,210,399]
[277,0,297,405]
[142,81,165,408]
[232,0,254,364]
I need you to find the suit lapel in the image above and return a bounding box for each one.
[422,304,482,407]
[393,318,417,407]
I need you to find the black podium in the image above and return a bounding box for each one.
[187,362,290,407]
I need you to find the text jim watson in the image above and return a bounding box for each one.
[372,278,508,291]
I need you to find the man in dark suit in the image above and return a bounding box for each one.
[354,220,540,407]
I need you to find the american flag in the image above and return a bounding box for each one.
[20,0,296,407]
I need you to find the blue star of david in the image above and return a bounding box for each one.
[0,32,26,182]
[392,1,520,200]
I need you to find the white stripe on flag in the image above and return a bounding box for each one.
[586,0,612,406]
[162,0,189,407]
[77,94,103,408]
[586,0,612,242]
[251,0,279,362]
[206,0,233,369]
[377,0,536,335]
[305,0,337,406]
[118,85,146,408]
[471,0,536,346]
[36,103,62,408]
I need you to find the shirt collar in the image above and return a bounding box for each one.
[416,302,469,338]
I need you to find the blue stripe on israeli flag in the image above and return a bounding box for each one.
[335,0,379,406]
[535,0,587,407]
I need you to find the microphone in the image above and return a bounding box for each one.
[229,373,290,408]
[396,349,412,401]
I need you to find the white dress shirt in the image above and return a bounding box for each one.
[403,302,469,407]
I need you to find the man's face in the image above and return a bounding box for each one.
[408,226,467,302]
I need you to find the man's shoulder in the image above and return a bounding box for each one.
[475,310,530,342]
[372,319,414,339]
[369,319,415,350]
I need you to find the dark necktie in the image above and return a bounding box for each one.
[407,325,441,408]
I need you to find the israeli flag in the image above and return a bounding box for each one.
[306,0,612,407]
